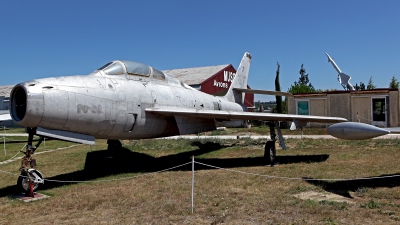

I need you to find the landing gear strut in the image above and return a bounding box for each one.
[18,128,44,195]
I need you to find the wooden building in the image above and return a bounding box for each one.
[287,89,399,127]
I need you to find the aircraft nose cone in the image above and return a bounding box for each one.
[327,122,389,140]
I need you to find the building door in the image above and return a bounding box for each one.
[371,98,386,127]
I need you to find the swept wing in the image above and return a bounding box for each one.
[146,107,347,124]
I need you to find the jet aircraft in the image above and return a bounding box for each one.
[9,52,349,165]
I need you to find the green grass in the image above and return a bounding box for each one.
[1,127,26,133]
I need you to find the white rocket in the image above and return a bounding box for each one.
[326,53,355,91]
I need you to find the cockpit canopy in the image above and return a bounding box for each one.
[96,60,165,80]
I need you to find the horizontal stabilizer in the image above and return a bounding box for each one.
[233,88,293,97]
[37,127,95,145]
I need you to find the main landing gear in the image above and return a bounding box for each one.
[264,141,276,165]
[18,128,45,196]
[264,122,286,166]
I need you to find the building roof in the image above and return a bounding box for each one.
[163,64,231,85]
[0,85,13,98]
[293,88,399,97]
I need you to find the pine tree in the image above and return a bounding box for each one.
[389,76,399,89]
[367,76,376,90]
[288,64,316,94]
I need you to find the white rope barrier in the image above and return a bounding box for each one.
[0,144,26,165]
[0,144,80,165]
[194,161,400,181]
[0,162,192,183]
[1,158,399,213]
[357,115,373,123]
[1,160,399,183]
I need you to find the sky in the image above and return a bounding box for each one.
[1,0,400,102]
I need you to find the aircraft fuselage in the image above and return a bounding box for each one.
[10,65,245,140]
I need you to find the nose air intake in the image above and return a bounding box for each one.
[10,85,27,122]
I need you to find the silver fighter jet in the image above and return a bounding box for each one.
[10,52,348,165]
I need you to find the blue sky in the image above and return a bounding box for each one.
[1,0,399,101]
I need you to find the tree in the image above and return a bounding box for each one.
[367,76,376,90]
[359,82,365,90]
[389,76,399,89]
[274,62,282,113]
[298,64,309,85]
[288,83,316,94]
[288,64,317,94]
[354,83,360,91]
[297,64,315,89]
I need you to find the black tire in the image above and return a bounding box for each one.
[264,141,276,165]
[17,170,43,194]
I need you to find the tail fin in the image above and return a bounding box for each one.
[224,52,252,104]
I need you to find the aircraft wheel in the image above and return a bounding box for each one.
[17,170,43,194]
[264,141,276,165]
[107,140,122,150]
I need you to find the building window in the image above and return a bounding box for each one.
[296,100,309,115]
[372,98,386,121]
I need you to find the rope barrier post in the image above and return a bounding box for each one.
[3,126,6,156]
[191,156,194,214]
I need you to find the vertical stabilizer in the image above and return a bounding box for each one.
[224,52,252,103]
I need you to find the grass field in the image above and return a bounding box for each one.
[1,128,400,224]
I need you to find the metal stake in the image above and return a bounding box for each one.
[191,156,194,214]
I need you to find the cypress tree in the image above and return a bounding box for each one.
[275,62,282,113]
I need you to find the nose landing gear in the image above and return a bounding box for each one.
[17,168,44,196]
[17,128,44,196]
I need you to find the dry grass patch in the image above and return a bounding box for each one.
[1,137,400,224]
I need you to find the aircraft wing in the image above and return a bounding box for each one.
[0,113,11,121]
[145,107,347,124]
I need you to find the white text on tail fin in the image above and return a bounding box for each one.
[224,52,252,104]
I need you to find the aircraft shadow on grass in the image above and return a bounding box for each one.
[1,141,331,197]
[304,174,400,198]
